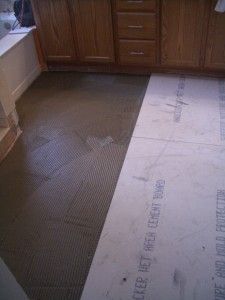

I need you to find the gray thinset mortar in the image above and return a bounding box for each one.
[82,75,225,300]
[0,72,148,300]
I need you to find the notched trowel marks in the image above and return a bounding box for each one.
[173,268,187,300]
[0,72,149,300]
[86,136,114,150]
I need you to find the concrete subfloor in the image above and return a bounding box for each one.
[0,72,149,299]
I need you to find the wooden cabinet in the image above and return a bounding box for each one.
[31,0,76,61]
[161,0,209,68]
[31,0,225,75]
[69,0,115,63]
[117,12,156,40]
[205,1,225,70]
[115,0,156,12]
[115,1,157,66]
[119,40,156,66]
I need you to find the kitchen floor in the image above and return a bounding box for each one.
[0,72,149,299]
[81,74,225,300]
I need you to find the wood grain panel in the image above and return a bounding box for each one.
[32,0,75,61]
[115,0,156,12]
[69,0,115,63]
[119,40,156,66]
[161,0,208,67]
[117,12,156,40]
[32,29,47,70]
[205,1,225,70]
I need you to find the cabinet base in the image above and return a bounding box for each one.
[47,62,225,78]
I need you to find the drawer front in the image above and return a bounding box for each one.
[119,40,156,66]
[117,13,156,39]
[115,0,156,12]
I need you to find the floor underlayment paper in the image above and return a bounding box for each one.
[81,74,225,300]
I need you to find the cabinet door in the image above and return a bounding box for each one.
[70,0,115,63]
[205,1,225,70]
[32,0,76,61]
[161,0,208,68]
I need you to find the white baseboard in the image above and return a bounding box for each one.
[11,65,41,102]
[0,258,28,300]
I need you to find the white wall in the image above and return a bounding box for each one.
[0,31,41,117]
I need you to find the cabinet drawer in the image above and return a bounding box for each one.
[115,0,156,12]
[119,40,156,66]
[117,13,156,39]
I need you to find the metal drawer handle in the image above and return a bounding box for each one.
[128,25,143,29]
[127,1,143,3]
[130,51,144,56]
